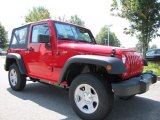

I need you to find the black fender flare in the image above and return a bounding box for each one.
[4,53,27,74]
[58,55,127,84]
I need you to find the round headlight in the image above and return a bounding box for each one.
[122,54,126,64]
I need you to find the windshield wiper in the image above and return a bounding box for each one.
[58,37,76,41]
[58,37,92,43]
[77,39,91,43]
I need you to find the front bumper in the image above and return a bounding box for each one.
[112,71,157,96]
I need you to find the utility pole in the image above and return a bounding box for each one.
[105,39,107,45]
[108,27,110,46]
[107,25,112,46]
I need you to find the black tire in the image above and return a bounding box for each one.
[8,63,26,91]
[69,73,114,120]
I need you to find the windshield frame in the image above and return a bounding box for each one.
[53,21,96,44]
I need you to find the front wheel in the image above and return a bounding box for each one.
[69,73,114,120]
[8,64,26,91]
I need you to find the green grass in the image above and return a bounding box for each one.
[144,62,160,76]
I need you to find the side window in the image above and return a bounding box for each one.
[10,26,28,48]
[31,24,50,43]
[146,50,155,56]
[12,36,18,45]
[156,49,160,55]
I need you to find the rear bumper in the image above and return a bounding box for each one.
[112,71,157,96]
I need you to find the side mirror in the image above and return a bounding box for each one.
[38,34,50,43]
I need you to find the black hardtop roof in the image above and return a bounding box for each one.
[13,19,87,30]
[13,19,50,30]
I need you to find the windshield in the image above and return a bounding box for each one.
[54,22,95,43]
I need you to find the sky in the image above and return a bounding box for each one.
[0,0,159,48]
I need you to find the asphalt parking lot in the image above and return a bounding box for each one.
[0,56,160,120]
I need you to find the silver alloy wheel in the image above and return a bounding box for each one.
[74,84,99,114]
[9,69,17,86]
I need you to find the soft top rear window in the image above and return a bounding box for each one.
[10,25,30,49]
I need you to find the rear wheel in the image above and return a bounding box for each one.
[69,73,114,120]
[8,64,26,91]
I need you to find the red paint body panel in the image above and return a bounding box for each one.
[8,20,144,86]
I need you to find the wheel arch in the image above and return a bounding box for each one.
[58,55,127,85]
[4,53,27,75]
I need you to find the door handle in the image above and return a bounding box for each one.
[27,47,34,51]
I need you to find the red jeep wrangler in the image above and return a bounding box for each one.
[5,20,157,120]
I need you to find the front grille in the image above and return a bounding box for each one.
[124,52,143,78]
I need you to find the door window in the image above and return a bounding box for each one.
[146,50,155,56]
[31,24,50,43]
[156,49,160,55]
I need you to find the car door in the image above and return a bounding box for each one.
[155,49,160,60]
[146,50,156,59]
[24,23,53,80]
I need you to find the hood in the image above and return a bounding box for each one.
[58,41,134,55]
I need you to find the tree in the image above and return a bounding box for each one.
[150,44,157,49]
[0,23,8,48]
[135,41,143,52]
[25,6,51,23]
[68,15,85,26]
[56,15,68,22]
[111,0,160,54]
[96,25,121,47]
